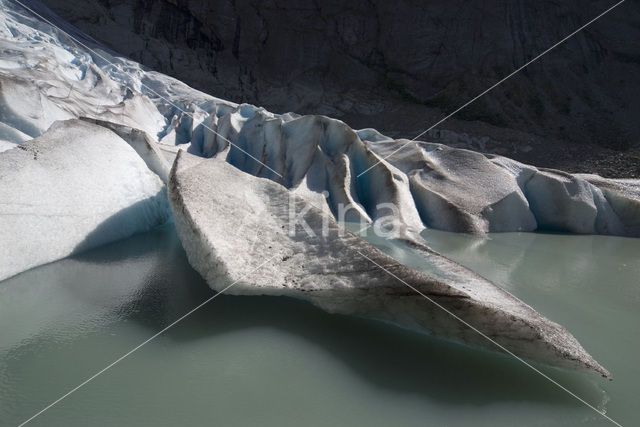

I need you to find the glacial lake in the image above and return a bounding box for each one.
[1,225,638,426]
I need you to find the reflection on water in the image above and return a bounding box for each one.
[0,225,638,426]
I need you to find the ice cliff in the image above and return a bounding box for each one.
[174,103,640,237]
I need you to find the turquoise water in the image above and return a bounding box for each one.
[0,225,638,426]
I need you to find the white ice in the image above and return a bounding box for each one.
[0,119,169,281]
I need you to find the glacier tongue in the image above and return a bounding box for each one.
[169,150,610,377]
[0,119,170,281]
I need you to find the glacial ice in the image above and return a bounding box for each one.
[80,117,171,183]
[0,139,18,153]
[0,119,170,281]
[169,150,610,377]
[174,102,640,237]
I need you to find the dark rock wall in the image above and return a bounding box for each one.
[40,0,640,176]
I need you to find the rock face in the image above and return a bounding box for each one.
[168,150,610,377]
[0,119,170,281]
[40,0,640,175]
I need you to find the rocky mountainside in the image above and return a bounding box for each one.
[38,0,640,176]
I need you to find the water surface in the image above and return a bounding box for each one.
[1,225,638,426]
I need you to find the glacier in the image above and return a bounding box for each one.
[1,0,638,375]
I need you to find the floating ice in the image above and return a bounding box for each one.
[169,150,610,377]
